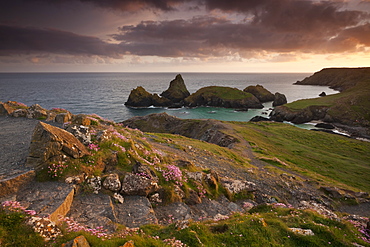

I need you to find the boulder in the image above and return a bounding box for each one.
[87,176,102,194]
[1,101,28,115]
[185,189,202,205]
[62,235,90,247]
[26,122,90,171]
[103,173,121,192]
[243,85,275,102]
[272,92,287,106]
[161,74,190,103]
[71,114,91,126]
[55,112,73,124]
[11,108,27,118]
[27,216,62,241]
[121,173,159,196]
[26,104,48,119]
[319,92,326,97]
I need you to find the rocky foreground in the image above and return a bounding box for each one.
[1,98,370,246]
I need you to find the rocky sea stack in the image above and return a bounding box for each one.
[125,74,283,110]
[160,74,190,104]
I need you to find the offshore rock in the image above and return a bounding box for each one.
[121,173,159,196]
[161,74,190,103]
[243,85,275,103]
[125,86,155,107]
[272,92,287,106]
[26,122,90,171]
[184,86,263,109]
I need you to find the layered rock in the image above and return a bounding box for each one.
[160,74,190,103]
[243,85,275,103]
[26,122,90,171]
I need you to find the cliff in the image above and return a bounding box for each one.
[295,67,370,91]
[271,68,370,138]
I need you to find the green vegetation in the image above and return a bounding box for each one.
[49,206,370,246]
[0,208,44,247]
[232,121,370,191]
[285,80,370,126]
[187,86,254,101]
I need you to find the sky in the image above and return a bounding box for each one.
[0,0,369,73]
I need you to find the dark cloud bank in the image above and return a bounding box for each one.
[0,0,369,60]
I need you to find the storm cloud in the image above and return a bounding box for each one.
[0,0,369,62]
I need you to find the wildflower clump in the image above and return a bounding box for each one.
[48,162,68,179]
[163,165,186,186]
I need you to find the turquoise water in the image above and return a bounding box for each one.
[0,72,338,122]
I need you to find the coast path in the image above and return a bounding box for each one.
[0,115,39,180]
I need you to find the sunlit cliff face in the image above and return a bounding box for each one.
[0,0,369,72]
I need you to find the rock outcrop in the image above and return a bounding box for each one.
[243,85,275,103]
[161,74,190,103]
[121,113,239,147]
[272,92,287,106]
[270,105,329,124]
[26,122,90,171]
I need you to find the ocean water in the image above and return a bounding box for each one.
[0,73,338,123]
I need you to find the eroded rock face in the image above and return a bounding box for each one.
[26,122,90,171]
[272,92,287,107]
[121,173,159,196]
[161,74,190,103]
[270,105,329,124]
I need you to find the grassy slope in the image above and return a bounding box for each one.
[230,121,370,192]
[285,80,370,125]
[187,86,254,100]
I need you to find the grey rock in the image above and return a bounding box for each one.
[121,173,159,196]
[103,174,121,192]
[273,92,287,107]
[113,196,158,227]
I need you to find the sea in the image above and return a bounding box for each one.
[0,73,338,127]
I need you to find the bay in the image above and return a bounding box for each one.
[0,72,337,123]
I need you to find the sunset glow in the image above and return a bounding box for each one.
[1,0,369,72]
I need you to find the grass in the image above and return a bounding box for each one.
[285,80,370,125]
[232,121,370,192]
[188,86,254,101]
